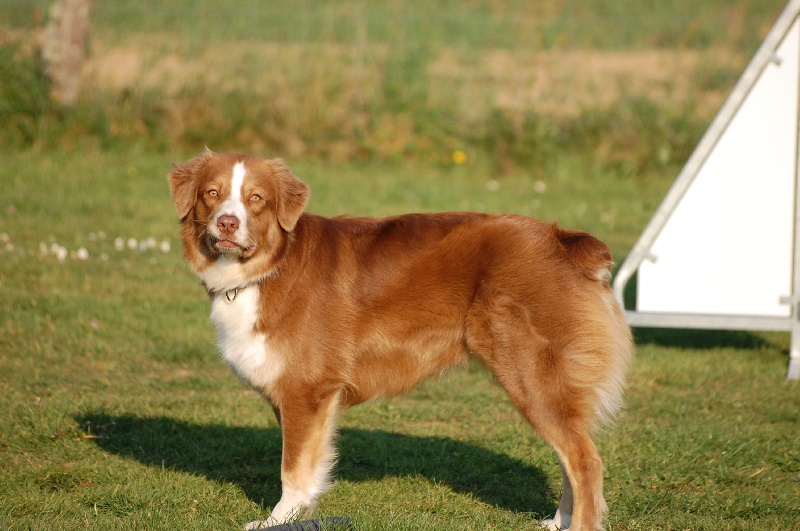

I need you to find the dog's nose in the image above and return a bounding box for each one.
[217,215,240,236]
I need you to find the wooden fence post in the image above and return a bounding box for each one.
[41,0,92,106]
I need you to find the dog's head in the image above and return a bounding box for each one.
[168,150,310,287]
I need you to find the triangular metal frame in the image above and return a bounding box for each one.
[612,0,800,380]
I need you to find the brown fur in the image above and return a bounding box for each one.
[168,150,632,530]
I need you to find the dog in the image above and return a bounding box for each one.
[168,150,632,530]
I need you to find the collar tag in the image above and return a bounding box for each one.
[225,287,244,302]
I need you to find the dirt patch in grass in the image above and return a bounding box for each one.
[429,47,744,118]
[82,35,745,118]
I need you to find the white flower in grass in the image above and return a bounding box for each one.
[53,245,68,262]
[114,237,124,251]
[146,237,157,249]
[127,238,138,250]
[77,247,89,260]
[160,240,171,253]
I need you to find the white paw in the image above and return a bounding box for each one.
[243,519,277,531]
[540,517,569,530]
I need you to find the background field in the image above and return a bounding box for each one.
[1,1,799,530]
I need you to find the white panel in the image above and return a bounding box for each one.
[637,19,800,317]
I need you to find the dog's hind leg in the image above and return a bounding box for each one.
[466,294,609,530]
[487,363,606,530]
[541,454,574,530]
[245,388,341,529]
[542,430,606,530]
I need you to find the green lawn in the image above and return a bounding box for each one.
[2,0,787,50]
[1,148,798,530]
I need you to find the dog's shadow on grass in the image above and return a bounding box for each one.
[78,412,555,517]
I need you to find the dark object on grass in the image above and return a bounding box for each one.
[255,516,353,531]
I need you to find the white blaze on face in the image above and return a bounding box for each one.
[216,161,249,239]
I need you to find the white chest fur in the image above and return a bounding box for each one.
[210,286,283,391]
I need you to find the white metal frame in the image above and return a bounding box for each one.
[612,0,800,380]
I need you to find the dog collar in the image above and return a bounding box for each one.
[204,274,270,303]
[224,286,245,302]
[203,283,248,302]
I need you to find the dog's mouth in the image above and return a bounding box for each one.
[207,236,256,257]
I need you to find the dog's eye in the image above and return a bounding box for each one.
[207,190,218,198]
[250,194,262,202]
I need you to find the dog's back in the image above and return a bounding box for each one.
[279,212,631,432]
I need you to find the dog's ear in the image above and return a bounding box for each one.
[168,150,212,219]
[271,159,310,232]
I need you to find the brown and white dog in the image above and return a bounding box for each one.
[168,150,632,531]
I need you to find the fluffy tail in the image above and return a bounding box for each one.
[554,226,614,284]
[552,224,632,429]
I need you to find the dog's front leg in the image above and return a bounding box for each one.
[245,389,342,530]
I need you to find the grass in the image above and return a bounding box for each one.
[0,0,784,169]
[2,0,786,50]
[1,148,798,531]
[2,0,800,529]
